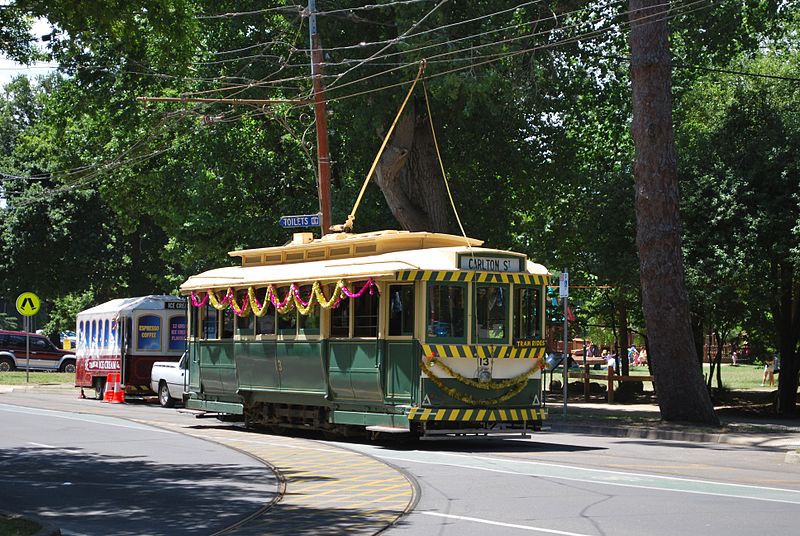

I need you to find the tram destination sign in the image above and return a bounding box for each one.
[458,255,523,272]
[279,214,320,228]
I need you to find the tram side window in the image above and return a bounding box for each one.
[221,308,235,339]
[330,296,350,338]
[297,285,321,336]
[427,284,465,341]
[103,319,110,348]
[475,284,508,343]
[514,287,541,340]
[275,286,296,335]
[203,305,218,339]
[388,284,415,337]
[353,285,379,337]
[235,289,253,335]
[254,287,276,336]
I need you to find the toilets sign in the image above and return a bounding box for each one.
[279,214,320,228]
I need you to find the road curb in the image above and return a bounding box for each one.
[548,422,798,449]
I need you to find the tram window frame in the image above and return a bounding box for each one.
[329,280,379,339]
[202,305,218,340]
[329,293,350,338]
[426,283,467,344]
[387,284,415,338]
[353,284,379,337]
[234,289,254,337]
[514,286,542,340]
[253,286,277,338]
[474,283,509,344]
[221,308,235,340]
[297,284,321,337]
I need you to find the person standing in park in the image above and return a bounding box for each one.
[628,344,639,366]
[762,357,776,387]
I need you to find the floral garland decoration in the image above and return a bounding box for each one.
[208,288,233,310]
[419,358,537,407]
[191,291,209,307]
[427,356,543,390]
[200,278,378,317]
[229,291,251,316]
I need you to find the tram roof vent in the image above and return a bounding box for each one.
[292,233,314,245]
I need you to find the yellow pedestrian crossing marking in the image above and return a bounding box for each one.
[136,419,415,534]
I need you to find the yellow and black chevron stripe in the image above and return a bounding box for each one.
[395,270,547,285]
[421,343,546,359]
[407,407,547,422]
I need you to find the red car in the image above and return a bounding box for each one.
[0,330,77,372]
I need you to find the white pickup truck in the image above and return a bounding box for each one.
[150,351,188,407]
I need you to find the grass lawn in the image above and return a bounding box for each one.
[0,371,74,385]
[626,363,771,390]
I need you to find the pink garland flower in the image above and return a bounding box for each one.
[191,291,209,307]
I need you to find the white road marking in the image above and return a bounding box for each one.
[28,442,81,454]
[420,511,593,535]
[358,450,800,505]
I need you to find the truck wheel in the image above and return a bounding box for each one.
[94,379,106,400]
[159,381,175,408]
[59,360,76,374]
[0,358,15,372]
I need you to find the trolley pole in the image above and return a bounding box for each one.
[560,270,569,417]
[308,0,332,235]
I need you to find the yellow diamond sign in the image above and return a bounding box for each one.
[16,292,40,317]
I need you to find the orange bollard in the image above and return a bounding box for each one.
[102,373,116,403]
[109,373,125,404]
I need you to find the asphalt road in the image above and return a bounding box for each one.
[2,389,799,536]
[0,402,278,536]
[335,433,800,536]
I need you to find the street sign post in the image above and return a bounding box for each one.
[278,214,321,229]
[559,271,569,416]
[16,292,40,383]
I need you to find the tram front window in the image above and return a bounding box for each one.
[514,287,541,340]
[427,284,465,341]
[475,285,507,343]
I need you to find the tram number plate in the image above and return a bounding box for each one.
[479,357,490,366]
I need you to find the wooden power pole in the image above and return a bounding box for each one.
[308,0,332,234]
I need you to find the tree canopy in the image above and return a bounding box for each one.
[1,0,798,414]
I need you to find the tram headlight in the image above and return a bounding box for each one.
[478,366,492,383]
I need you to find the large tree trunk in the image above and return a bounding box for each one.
[629,0,718,424]
[773,262,799,415]
[374,99,452,233]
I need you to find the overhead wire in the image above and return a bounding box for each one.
[3,0,724,207]
[325,0,450,89]
[320,0,716,104]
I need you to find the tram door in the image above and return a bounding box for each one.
[384,284,416,404]
[327,283,383,402]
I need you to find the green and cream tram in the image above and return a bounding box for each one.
[181,230,549,437]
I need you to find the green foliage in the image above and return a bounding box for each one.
[42,290,94,334]
[0,312,20,330]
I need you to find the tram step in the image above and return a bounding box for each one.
[366,425,412,434]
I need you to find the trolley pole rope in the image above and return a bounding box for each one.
[333,60,427,233]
